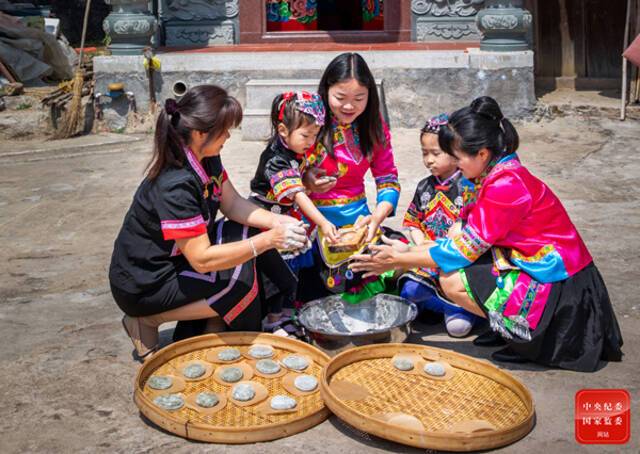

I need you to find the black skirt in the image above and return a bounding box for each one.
[111,219,297,334]
[462,252,623,372]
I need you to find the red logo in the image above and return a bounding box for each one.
[575,389,631,444]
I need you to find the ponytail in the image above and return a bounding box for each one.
[269,93,286,140]
[147,101,185,179]
[499,117,519,155]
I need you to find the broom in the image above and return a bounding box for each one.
[55,0,92,139]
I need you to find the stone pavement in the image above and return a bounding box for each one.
[0,114,638,453]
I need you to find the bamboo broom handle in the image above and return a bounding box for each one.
[621,0,632,120]
[77,0,93,69]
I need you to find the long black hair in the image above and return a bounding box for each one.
[438,96,519,160]
[317,52,383,157]
[147,85,242,179]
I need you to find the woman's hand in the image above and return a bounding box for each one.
[353,215,371,230]
[353,215,374,241]
[408,228,426,246]
[354,214,383,243]
[366,216,383,243]
[302,167,337,194]
[349,236,406,278]
[380,235,411,253]
[360,201,394,242]
[319,221,339,243]
[268,221,307,251]
[271,215,312,252]
[350,247,396,279]
[270,213,300,228]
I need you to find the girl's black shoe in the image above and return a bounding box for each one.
[473,330,508,347]
[491,347,528,363]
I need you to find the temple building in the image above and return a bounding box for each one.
[96,1,629,135]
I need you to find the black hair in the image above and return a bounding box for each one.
[438,96,519,159]
[420,122,435,138]
[147,85,242,180]
[317,52,383,157]
[268,93,317,145]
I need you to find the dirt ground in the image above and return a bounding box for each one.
[0,112,638,453]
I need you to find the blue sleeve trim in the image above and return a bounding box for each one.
[429,238,473,272]
[376,188,399,215]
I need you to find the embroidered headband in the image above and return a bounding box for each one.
[278,91,326,126]
[421,113,449,134]
[165,98,178,116]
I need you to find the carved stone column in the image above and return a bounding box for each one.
[476,0,532,51]
[412,0,485,42]
[103,0,158,55]
[161,0,239,47]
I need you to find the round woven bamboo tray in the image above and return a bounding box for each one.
[321,343,535,452]
[134,332,330,443]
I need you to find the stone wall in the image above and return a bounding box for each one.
[93,49,535,132]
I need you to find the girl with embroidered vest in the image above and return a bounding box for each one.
[351,97,623,372]
[300,52,401,301]
[398,114,479,338]
[109,85,306,360]
[249,91,338,332]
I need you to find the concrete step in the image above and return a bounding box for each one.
[245,79,322,110]
[243,78,387,141]
[242,109,272,142]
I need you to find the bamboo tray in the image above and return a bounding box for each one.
[134,332,330,443]
[320,344,535,452]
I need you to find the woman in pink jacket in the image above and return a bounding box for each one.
[351,97,623,372]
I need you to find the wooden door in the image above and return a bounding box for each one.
[583,0,627,78]
[534,0,628,81]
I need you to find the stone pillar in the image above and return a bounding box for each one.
[476,0,532,51]
[103,0,158,55]
[411,1,485,42]
[161,0,239,47]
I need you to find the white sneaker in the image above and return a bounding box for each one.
[445,312,474,338]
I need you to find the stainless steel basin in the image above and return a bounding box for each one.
[297,294,418,356]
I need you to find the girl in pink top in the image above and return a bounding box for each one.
[351,97,623,372]
[300,52,401,299]
[306,52,400,230]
